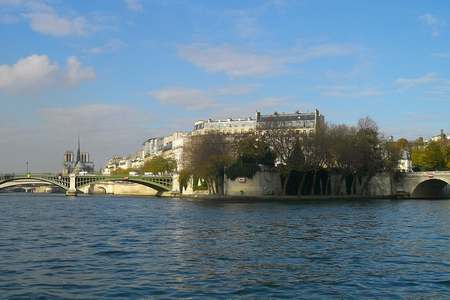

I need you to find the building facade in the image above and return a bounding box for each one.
[143,137,164,158]
[192,109,324,135]
[193,118,256,135]
[256,109,324,134]
[103,109,326,175]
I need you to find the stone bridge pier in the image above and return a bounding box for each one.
[66,174,78,196]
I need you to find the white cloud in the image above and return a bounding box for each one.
[88,39,127,54]
[25,12,88,36]
[178,43,360,78]
[0,54,58,90]
[394,73,437,89]
[64,56,96,86]
[208,96,292,120]
[40,104,137,130]
[150,84,260,110]
[419,13,445,37]
[150,87,216,110]
[0,0,101,37]
[125,0,143,12]
[179,44,278,77]
[290,43,359,63]
[213,84,258,96]
[0,54,95,92]
[394,73,450,98]
[317,85,381,98]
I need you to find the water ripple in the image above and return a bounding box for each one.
[0,195,450,298]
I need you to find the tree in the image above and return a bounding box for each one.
[396,138,409,150]
[226,133,276,180]
[424,142,446,170]
[143,156,177,174]
[412,141,446,171]
[182,132,232,194]
[261,128,305,195]
[353,117,384,194]
[110,168,131,176]
[381,140,402,173]
[327,124,358,195]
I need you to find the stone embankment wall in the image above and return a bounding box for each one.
[223,172,393,198]
[79,182,159,196]
[368,174,394,196]
[224,171,282,196]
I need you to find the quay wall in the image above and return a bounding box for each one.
[79,182,159,196]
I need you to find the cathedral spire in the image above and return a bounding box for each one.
[76,135,81,163]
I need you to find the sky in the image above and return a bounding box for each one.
[0,0,450,173]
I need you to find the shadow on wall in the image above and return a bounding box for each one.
[412,179,450,199]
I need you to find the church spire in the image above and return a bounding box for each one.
[76,135,81,163]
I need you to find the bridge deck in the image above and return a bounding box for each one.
[0,174,173,193]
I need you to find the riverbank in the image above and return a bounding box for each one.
[2,191,449,200]
[174,193,423,201]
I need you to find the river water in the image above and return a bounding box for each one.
[1,194,450,299]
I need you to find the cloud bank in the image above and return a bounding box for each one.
[0,55,95,92]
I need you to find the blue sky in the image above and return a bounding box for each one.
[0,0,449,172]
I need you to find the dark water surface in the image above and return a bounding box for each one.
[1,194,450,299]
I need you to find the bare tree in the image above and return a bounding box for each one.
[261,129,305,195]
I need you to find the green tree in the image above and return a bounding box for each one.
[423,142,446,170]
[143,156,177,174]
[412,141,446,171]
[111,168,132,176]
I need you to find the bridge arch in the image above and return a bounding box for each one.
[411,178,450,199]
[0,177,69,191]
[76,178,171,195]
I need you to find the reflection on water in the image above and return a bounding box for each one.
[1,194,450,298]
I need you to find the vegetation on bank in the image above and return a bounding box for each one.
[410,140,450,171]
[181,117,405,196]
[110,156,177,176]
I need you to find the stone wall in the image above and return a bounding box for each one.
[224,171,282,196]
[368,173,393,196]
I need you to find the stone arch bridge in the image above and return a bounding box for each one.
[397,171,450,199]
[0,174,173,196]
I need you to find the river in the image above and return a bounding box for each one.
[1,194,450,299]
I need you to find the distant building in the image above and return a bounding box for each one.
[63,138,94,175]
[143,137,164,158]
[193,117,256,135]
[256,109,324,134]
[140,131,189,172]
[102,156,122,175]
[192,109,324,135]
[104,108,326,174]
[430,129,449,142]
[160,131,189,171]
